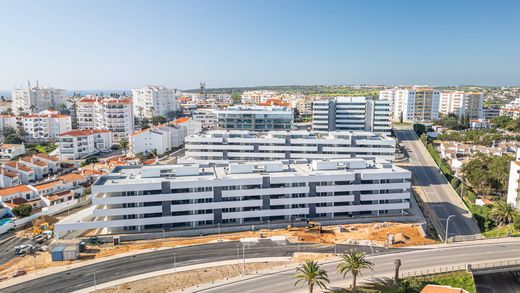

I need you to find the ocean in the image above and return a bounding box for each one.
[0,89,130,99]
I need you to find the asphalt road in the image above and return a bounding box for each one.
[474,272,520,293]
[0,241,397,293]
[394,130,480,237]
[198,239,520,293]
[0,234,35,265]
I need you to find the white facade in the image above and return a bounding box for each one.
[215,105,293,131]
[174,117,202,138]
[0,115,17,132]
[180,130,396,164]
[380,88,440,122]
[76,96,134,141]
[507,151,520,209]
[191,109,217,130]
[20,114,72,141]
[55,159,411,236]
[312,97,391,135]
[58,129,113,160]
[439,91,483,119]
[0,144,26,160]
[129,124,183,156]
[132,86,179,120]
[240,90,278,104]
[12,84,67,115]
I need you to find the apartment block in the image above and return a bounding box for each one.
[507,151,520,209]
[380,88,440,122]
[0,144,26,160]
[0,115,17,132]
[132,86,179,120]
[58,129,113,160]
[180,130,396,164]
[129,124,183,156]
[439,91,483,119]
[215,105,293,131]
[191,109,217,130]
[312,97,391,135]
[54,159,410,236]
[12,83,67,115]
[76,96,134,141]
[20,113,72,141]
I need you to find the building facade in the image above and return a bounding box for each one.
[439,91,483,119]
[58,129,113,160]
[129,124,183,156]
[55,159,410,235]
[380,88,440,122]
[180,130,396,164]
[76,96,134,141]
[215,105,293,131]
[191,109,217,130]
[132,86,179,120]
[12,83,67,115]
[507,151,520,209]
[20,113,72,141]
[312,97,391,135]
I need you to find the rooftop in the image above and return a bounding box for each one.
[0,185,32,197]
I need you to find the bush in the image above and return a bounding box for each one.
[11,204,32,218]
[450,177,461,189]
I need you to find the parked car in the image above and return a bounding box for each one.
[12,269,26,278]
[14,244,33,256]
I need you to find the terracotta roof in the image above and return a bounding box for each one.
[0,144,23,149]
[59,129,94,136]
[47,190,73,201]
[22,114,70,119]
[57,173,85,183]
[174,117,191,124]
[0,115,16,118]
[0,167,19,178]
[33,153,60,161]
[0,185,32,196]
[421,284,468,293]
[130,129,150,137]
[5,162,33,172]
[514,161,520,167]
[3,197,28,208]
[142,158,158,165]
[33,180,61,191]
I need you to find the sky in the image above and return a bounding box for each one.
[1,0,519,90]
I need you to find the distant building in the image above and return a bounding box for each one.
[439,91,483,119]
[129,124,183,156]
[240,90,278,104]
[507,150,520,209]
[482,106,501,120]
[0,115,17,132]
[0,144,26,160]
[191,109,217,130]
[58,129,113,160]
[76,96,134,141]
[215,105,293,131]
[132,86,179,120]
[174,117,202,138]
[312,97,391,135]
[500,108,520,119]
[20,113,72,141]
[12,82,67,115]
[380,87,440,122]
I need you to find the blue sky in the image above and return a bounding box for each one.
[1,0,519,90]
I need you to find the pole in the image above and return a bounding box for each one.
[218,223,221,240]
[236,244,240,263]
[93,270,96,290]
[445,215,455,244]
[369,244,375,281]
[242,244,245,276]
[173,253,176,271]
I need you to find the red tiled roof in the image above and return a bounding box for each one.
[0,185,32,196]
[174,117,191,124]
[57,173,85,183]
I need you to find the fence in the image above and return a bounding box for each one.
[400,258,520,278]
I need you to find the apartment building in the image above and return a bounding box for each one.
[507,151,520,209]
[380,88,440,122]
[54,159,410,236]
[191,109,217,130]
[0,144,26,160]
[0,115,17,132]
[20,113,72,141]
[312,97,391,135]
[180,130,396,164]
[129,124,183,156]
[58,129,113,160]
[132,86,179,120]
[0,167,21,188]
[215,105,293,131]
[76,96,134,141]
[174,117,201,138]
[12,83,67,115]
[240,90,278,104]
[439,91,483,119]
[482,107,501,120]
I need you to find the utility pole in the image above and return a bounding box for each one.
[445,215,455,244]
[242,244,246,276]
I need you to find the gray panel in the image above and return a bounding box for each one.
[329,99,336,131]
[352,173,361,215]
[261,176,270,221]
[161,182,172,229]
[308,182,317,218]
[213,186,222,224]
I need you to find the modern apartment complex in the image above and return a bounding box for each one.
[76,96,135,141]
[439,91,483,119]
[132,86,179,120]
[12,83,67,115]
[180,130,396,164]
[58,129,113,160]
[215,105,293,131]
[20,113,72,141]
[54,159,411,236]
[191,109,217,130]
[312,97,391,135]
[507,151,520,209]
[129,124,183,156]
[380,88,440,122]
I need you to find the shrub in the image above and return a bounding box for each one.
[11,204,32,218]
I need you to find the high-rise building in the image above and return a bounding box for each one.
[507,150,520,209]
[312,97,391,135]
[76,96,134,141]
[380,87,440,122]
[12,82,67,115]
[215,105,293,131]
[132,86,179,120]
[20,113,72,141]
[439,91,483,119]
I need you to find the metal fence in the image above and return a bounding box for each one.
[400,258,520,278]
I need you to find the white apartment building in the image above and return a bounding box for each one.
[174,117,202,137]
[312,97,391,135]
[180,130,396,164]
[54,159,410,236]
[12,83,67,115]
[129,124,183,156]
[240,90,278,104]
[76,96,134,141]
[439,91,483,119]
[0,115,17,132]
[58,129,113,160]
[380,88,440,122]
[132,86,179,120]
[215,105,293,131]
[20,113,72,141]
[507,151,520,209]
[0,144,26,160]
[191,109,217,130]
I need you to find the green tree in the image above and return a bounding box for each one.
[336,249,374,291]
[294,260,330,293]
[151,116,167,126]
[119,138,129,155]
[491,115,513,129]
[413,124,426,136]
[461,154,513,196]
[360,277,418,293]
[12,204,32,218]
[231,92,241,104]
[399,111,404,124]
[490,201,517,226]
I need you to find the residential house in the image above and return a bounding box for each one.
[0,144,26,160]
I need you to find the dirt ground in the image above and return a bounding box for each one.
[0,222,435,280]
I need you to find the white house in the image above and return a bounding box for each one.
[0,144,26,160]
[58,129,113,160]
[129,124,183,156]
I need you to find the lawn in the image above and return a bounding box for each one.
[26,143,57,154]
[482,224,520,238]
[408,271,476,293]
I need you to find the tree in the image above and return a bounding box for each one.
[2,126,23,144]
[231,92,241,104]
[336,249,373,291]
[490,201,517,226]
[294,260,330,293]
[151,116,167,126]
[119,138,129,155]
[360,277,418,293]
[461,154,513,196]
[150,149,158,158]
[412,124,426,136]
[17,126,28,138]
[12,204,32,218]
[399,111,404,124]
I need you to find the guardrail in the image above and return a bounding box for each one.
[400,258,520,278]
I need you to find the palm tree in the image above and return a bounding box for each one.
[360,277,418,293]
[490,200,517,226]
[294,260,330,293]
[336,249,373,291]
[119,138,129,156]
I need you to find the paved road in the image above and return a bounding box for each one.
[0,234,34,265]
[474,272,520,293]
[198,239,520,293]
[0,241,396,293]
[394,130,480,238]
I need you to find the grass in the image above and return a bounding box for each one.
[482,224,520,238]
[26,143,57,154]
[408,271,476,293]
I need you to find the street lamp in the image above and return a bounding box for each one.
[173,253,176,271]
[93,270,97,290]
[369,243,375,281]
[217,223,221,239]
[445,215,455,244]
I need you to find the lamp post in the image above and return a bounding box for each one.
[369,243,375,281]
[217,223,221,240]
[445,215,455,244]
[173,253,176,271]
[242,243,246,276]
[93,270,97,290]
